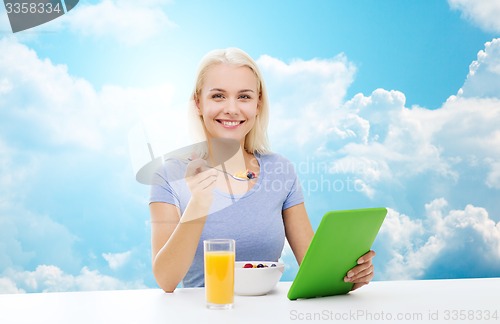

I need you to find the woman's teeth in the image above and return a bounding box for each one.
[221,121,241,126]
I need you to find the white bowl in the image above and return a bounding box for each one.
[234,261,284,296]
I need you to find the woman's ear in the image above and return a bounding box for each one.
[256,94,262,115]
[194,95,202,116]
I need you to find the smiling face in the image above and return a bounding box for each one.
[196,63,260,146]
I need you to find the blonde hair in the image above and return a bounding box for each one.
[188,48,271,155]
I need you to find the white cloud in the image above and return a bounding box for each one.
[1,0,175,44]
[64,0,176,45]
[378,199,500,280]
[102,251,132,270]
[2,265,146,293]
[486,161,500,189]
[259,40,500,279]
[258,54,356,105]
[259,54,458,192]
[332,92,500,198]
[0,37,176,152]
[378,205,441,280]
[0,139,33,200]
[458,38,500,98]
[263,39,500,203]
[0,37,171,293]
[0,201,80,273]
[449,0,500,33]
[0,77,12,94]
[258,53,357,149]
[0,277,25,294]
[0,37,180,172]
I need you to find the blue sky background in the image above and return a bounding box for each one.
[1,0,499,293]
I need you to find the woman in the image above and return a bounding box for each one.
[149,48,375,292]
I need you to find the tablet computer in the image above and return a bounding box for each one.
[287,207,387,300]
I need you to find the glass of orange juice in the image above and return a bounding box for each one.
[204,239,235,310]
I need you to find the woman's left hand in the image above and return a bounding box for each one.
[344,250,376,291]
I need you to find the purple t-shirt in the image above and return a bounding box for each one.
[149,152,304,287]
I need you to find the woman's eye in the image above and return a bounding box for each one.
[212,93,225,99]
[239,94,251,100]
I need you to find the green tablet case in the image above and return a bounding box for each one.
[287,207,387,300]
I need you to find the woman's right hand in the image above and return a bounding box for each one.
[185,157,218,212]
[151,157,217,290]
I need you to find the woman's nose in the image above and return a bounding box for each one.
[223,98,239,114]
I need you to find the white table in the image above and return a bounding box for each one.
[1,278,499,323]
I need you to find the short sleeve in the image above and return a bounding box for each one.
[282,160,304,210]
[149,165,181,207]
[149,159,189,209]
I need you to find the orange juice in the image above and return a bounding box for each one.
[204,251,235,305]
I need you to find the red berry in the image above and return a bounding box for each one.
[243,263,253,268]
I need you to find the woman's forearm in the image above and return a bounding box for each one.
[151,201,209,292]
